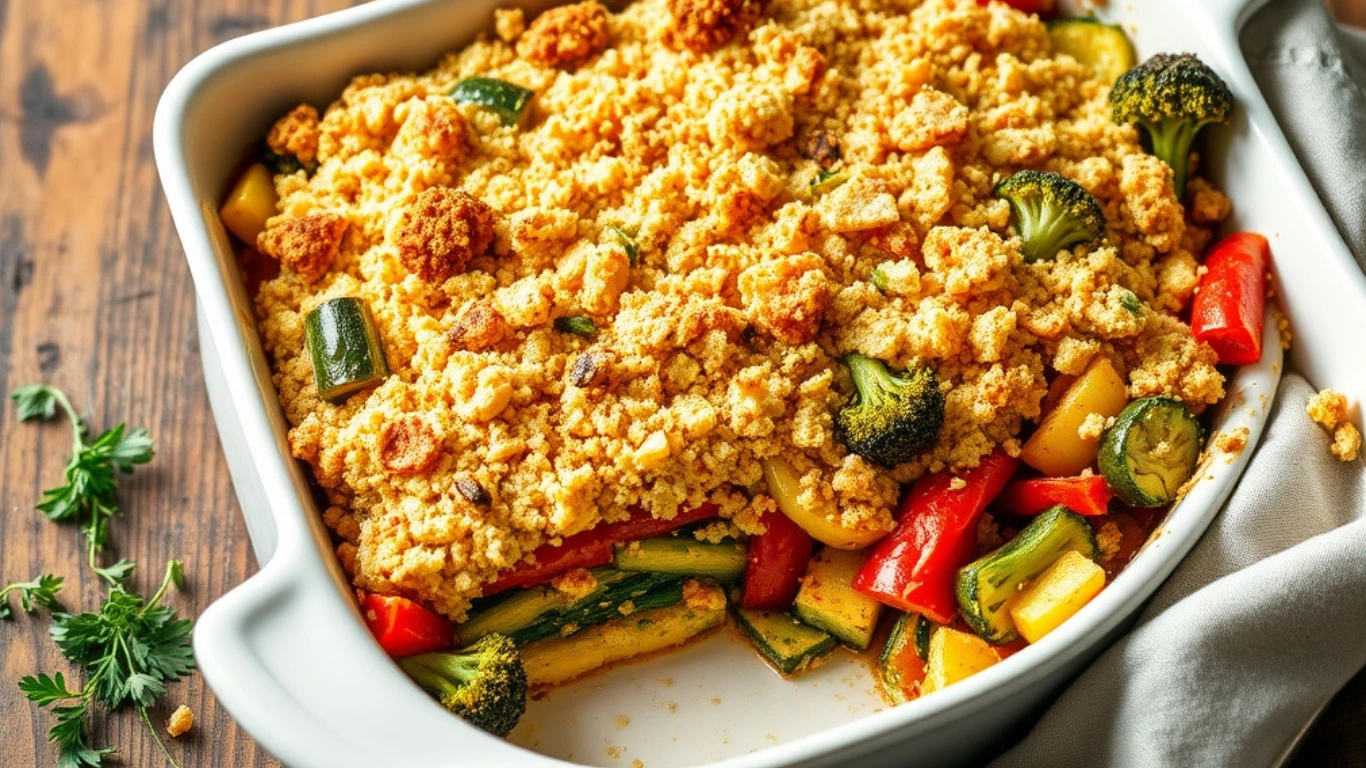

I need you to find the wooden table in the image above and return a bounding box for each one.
[0,1,1361,766]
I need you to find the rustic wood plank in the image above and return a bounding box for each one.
[0,2,359,765]
[0,1,1362,767]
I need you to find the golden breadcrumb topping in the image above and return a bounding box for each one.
[256,0,1228,619]
[267,105,321,165]
[1308,389,1360,462]
[166,705,194,738]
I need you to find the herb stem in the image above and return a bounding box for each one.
[140,706,183,768]
[141,563,178,616]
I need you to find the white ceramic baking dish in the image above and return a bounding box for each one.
[153,0,1364,765]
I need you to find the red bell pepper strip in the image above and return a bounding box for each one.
[852,452,1019,624]
[997,475,1113,517]
[1191,232,1269,366]
[483,503,720,595]
[360,593,456,658]
[740,510,815,610]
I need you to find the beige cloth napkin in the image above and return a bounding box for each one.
[994,1,1366,765]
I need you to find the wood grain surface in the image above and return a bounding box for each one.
[0,2,1360,767]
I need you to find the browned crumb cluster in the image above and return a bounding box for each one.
[394,186,496,282]
[256,0,1230,619]
[517,1,612,69]
[267,105,321,165]
[257,212,348,284]
[1307,389,1361,462]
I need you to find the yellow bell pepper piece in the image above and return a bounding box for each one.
[1009,550,1106,644]
[762,456,885,549]
[219,163,278,247]
[1020,356,1128,476]
[920,627,1000,695]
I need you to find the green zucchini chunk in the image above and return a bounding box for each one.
[793,548,883,651]
[879,613,940,704]
[450,77,534,126]
[733,608,836,676]
[305,297,390,403]
[613,537,748,583]
[956,506,1099,644]
[1046,18,1136,84]
[521,584,727,688]
[1098,397,1203,508]
[460,568,685,645]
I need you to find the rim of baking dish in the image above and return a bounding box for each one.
[152,0,1347,765]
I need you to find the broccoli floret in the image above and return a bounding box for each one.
[398,633,528,737]
[834,354,945,468]
[1110,52,1233,200]
[994,170,1106,263]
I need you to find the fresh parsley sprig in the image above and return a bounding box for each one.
[10,384,154,584]
[0,574,65,619]
[19,561,194,768]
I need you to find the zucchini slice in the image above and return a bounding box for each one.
[460,568,684,645]
[879,613,939,704]
[793,548,883,651]
[613,537,748,583]
[1046,18,1136,84]
[1098,397,1203,507]
[733,608,836,676]
[520,582,726,687]
[956,505,1099,644]
[305,298,390,403]
[450,77,534,126]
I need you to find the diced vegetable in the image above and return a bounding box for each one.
[614,537,748,583]
[1020,356,1128,477]
[1110,53,1233,200]
[450,77,534,126]
[956,505,1099,644]
[305,297,391,403]
[1191,232,1269,366]
[360,593,455,658]
[740,510,814,610]
[834,354,945,468]
[219,163,278,246]
[994,170,1106,263]
[879,613,938,704]
[1098,397,1203,507]
[920,627,1001,696]
[1047,18,1136,83]
[1009,550,1106,643]
[793,548,883,651]
[462,569,684,644]
[398,634,526,736]
[733,608,836,676]
[519,582,726,687]
[483,504,719,595]
[809,170,848,195]
[554,316,597,336]
[997,475,1113,517]
[762,456,886,549]
[852,451,1018,624]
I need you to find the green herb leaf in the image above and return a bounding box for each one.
[870,266,890,292]
[1120,289,1142,315]
[11,383,61,422]
[554,316,598,337]
[1,574,65,618]
[608,226,640,267]
[809,170,848,195]
[18,672,81,705]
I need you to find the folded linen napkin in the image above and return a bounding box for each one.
[992,1,1366,766]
